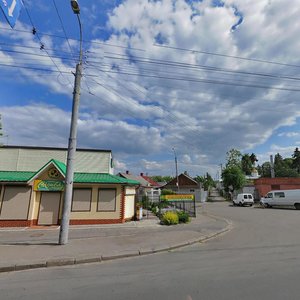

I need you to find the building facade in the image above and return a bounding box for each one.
[0,147,138,227]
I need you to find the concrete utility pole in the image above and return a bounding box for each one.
[270,155,275,178]
[172,148,179,192]
[59,0,83,245]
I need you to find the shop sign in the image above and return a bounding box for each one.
[160,194,194,202]
[34,180,64,191]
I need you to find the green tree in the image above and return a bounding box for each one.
[194,173,215,190]
[151,176,173,183]
[221,165,246,196]
[249,153,258,165]
[292,147,300,173]
[260,162,271,177]
[226,149,242,168]
[274,153,298,177]
[241,154,252,175]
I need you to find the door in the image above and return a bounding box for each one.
[38,192,61,225]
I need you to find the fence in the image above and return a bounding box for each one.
[160,194,196,217]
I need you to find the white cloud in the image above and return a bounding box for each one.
[278,132,299,138]
[2,0,300,177]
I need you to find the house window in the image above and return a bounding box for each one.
[190,189,195,192]
[71,188,92,212]
[97,189,116,212]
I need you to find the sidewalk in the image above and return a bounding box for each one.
[0,204,232,273]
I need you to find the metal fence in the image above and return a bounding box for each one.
[160,194,196,217]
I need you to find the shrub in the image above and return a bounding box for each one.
[160,211,179,225]
[161,189,176,195]
[177,211,190,223]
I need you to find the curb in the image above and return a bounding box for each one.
[0,213,233,274]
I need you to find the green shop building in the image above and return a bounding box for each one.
[0,146,139,227]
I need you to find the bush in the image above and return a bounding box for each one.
[177,211,190,223]
[160,211,179,225]
[161,189,176,195]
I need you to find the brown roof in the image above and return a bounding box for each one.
[140,175,160,187]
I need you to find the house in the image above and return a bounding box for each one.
[163,172,202,201]
[118,171,161,202]
[0,146,139,227]
[140,173,161,202]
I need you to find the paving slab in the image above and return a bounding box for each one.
[0,204,232,273]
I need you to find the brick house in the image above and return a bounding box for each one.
[254,177,300,198]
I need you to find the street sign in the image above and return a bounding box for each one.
[0,0,23,28]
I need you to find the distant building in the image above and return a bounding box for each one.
[254,177,300,198]
[163,172,202,201]
[118,171,161,202]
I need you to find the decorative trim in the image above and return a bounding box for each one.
[120,186,125,222]
[0,219,37,227]
[69,219,122,225]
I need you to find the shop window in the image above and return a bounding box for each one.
[0,186,31,220]
[97,189,116,212]
[71,188,92,212]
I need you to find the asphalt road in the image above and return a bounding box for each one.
[1,202,300,300]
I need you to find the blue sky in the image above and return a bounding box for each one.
[1,0,300,178]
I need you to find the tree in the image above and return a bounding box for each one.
[292,147,300,173]
[222,165,246,196]
[249,153,258,165]
[226,149,242,168]
[241,154,253,175]
[151,176,173,183]
[194,173,215,191]
[273,153,298,177]
[260,162,271,177]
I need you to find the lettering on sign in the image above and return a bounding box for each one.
[34,180,65,191]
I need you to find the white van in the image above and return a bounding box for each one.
[260,190,300,210]
[233,193,254,206]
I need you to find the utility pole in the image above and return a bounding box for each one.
[59,0,82,245]
[172,148,179,192]
[270,155,275,178]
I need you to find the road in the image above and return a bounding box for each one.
[1,202,300,300]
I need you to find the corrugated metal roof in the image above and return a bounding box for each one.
[51,159,67,175]
[0,171,139,185]
[74,173,139,185]
[0,171,35,182]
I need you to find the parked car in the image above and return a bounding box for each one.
[233,193,254,206]
[260,190,300,210]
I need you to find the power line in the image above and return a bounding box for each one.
[154,44,300,69]
[84,68,300,92]
[102,53,300,83]
[0,26,146,52]
[52,0,76,63]
[22,1,73,87]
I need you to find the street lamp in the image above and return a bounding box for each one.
[172,148,179,192]
[59,0,83,245]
